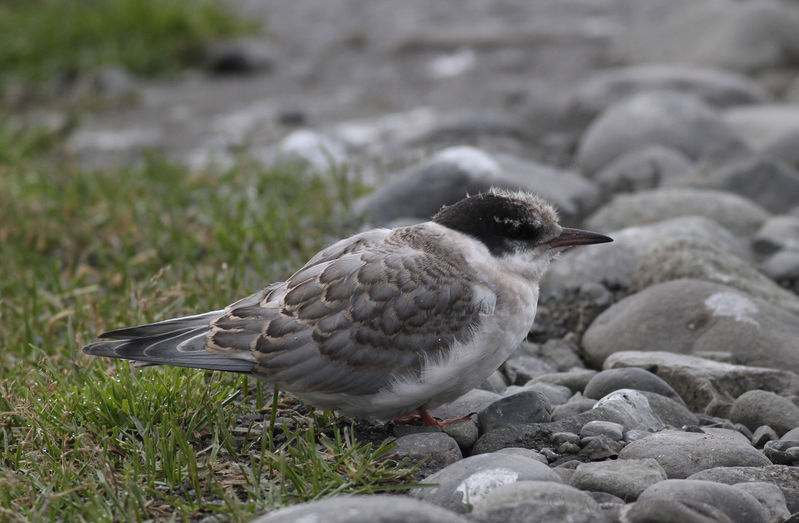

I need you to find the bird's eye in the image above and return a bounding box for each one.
[506,225,524,239]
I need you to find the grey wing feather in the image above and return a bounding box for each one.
[207,230,487,395]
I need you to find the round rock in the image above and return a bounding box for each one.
[585,187,769,237]
[582,279,799,373]
[470,481,606,523]
[625,479,768,523]
[689,465,799,513]
[576,91,742,175]
[592,389,664,432]
[730,390,799,437]
[410,453,561,513]
[570,458,667,501]
[584,367,683,404]
[593,145,692,195]
[477,391,551,433]
[618,429,771,478]
[394,432,463,478]
[251,494,469,523]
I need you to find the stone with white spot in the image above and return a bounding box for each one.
[251,494,469,523]
[631,239,799,317]
[603,351,799,414]
[410,453,561,513]
[592,390,664,432]
[583,279,799,374]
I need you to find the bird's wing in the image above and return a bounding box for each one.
[299,228,392,268]
[206,234,491,395]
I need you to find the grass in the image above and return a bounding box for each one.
[0,124,417,521]
[0,0,254,98]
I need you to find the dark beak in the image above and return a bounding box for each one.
[547,227,613,249]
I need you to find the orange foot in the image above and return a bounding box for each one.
[392,406,474,427]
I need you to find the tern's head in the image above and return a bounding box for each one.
[432,189,612,261]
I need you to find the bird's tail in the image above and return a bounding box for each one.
[82,310,257,373]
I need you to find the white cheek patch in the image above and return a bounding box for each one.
[704,291,760,327]
[455,468,519,505]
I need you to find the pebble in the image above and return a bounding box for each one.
[584,367,683,404]
[630,239,799,317]
[730,390,799,437]
[585,187,769,237]
[410,453,561,513]
[618,429,771,478]
[752,425,779,448]
[624,479,768,523]
[580,421,624,441]
[592,389,664,432]
[570,458,667,501]
[603,350,799,414]
[552,396,597,421]
[502,354,555,385]
[689,465,799,513]
[582,279,799,373]
[531,370,598,393]
[470,481,607,523]
[393,433,462,479]
[541,215,748,294]
[733,481,792,523]
[477,390,552,433]
[567,64,771,120]
[431,389,501,421]
[576,91,742,175]
[593,145,692,195]
[442,420,480,454]
[250,495,469,523]
[753,215,799,255]
[511,382,572,407]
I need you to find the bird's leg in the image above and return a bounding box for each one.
[392,406,473,427]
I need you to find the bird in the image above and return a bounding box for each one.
[83,188,612,426]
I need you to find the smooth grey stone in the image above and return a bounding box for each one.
[477,369,508,394]
[552,396,598,421]
[592,390,665,432]
[251,494,469,523]
[618,430,770,478]
[442,420,479,454]
[531,370,598,393]
[731,390,799,436]
[410,453,561,513]
[570,458,667,501]
[495,447,548,465]
[603,351,799,415]
[763,127,799,170]
[671,156,799,214]
[552,432,581,446]
[576,92,742,175]
[431,389,501,421]
[761,249,799,281]
[394,433,463,478]
[589,491,626,507]
[753,215,799,255]
[531,338,586,372]
[579,435,625,461]
[764,440,799,465]
[542,216,749,294]
[470,481,606,523]
[584,367,683,404]
[354,146,598,225]
[734,481,791,523]
[594,145,693,195]
[477,391,551,433]
[503,354,556,385]
[631,239,799,317]
[585,187,769,237]
[512,382,572,407]
[638,390,699,428]
[753,425,779,448]
[558,442,581,455]
[724,105,799,153]
[625,480,768,523]
[567,65,771,120]
[583,279,799,375]
[277,129,346,172]
[623,0,799,72]
[781,427,799,441]
[580,421,624,441]
[689,465,799,513]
